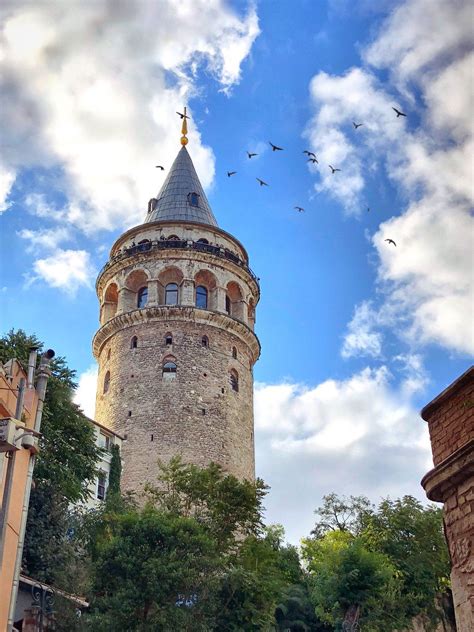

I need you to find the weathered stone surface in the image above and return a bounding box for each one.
[93,220,260,493]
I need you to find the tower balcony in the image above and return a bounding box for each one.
[97,238,260,290]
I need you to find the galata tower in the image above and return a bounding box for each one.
[93,112,260,493]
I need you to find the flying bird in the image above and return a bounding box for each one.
[329,165,341,173]
[269,142,284,151]
[308,157,318,164]
[256,178,269,187]
[353,122,364,129]
[367,207,370,212]
[247,151,258,159]
[303,151,317,159]
[176,111,190,119]
[155,165,165,170]
[392,107,407,118]
[227,171,237,177]
[385,238,397,246]
[294,206,305,212]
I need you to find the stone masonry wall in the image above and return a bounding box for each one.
[95,315,255,493]
[426,378,474,466]
[421,368,474,632]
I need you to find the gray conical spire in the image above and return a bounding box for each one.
[145,146,218,227]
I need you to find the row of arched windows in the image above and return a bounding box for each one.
[136,284,208,309]
[102,366,238,392]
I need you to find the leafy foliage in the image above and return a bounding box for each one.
[0,329,101,586]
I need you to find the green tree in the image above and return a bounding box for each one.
[361,496,451,625]
[0,329,101,586]
[302,531,398,630]
[311,493,373,539]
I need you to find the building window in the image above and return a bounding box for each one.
[103,371,110,394]
[232,346,237,359]
[97,472,106,500]
[167,235,180,241]
[165,333,173,345]
[163,361,177,380]
[131,336,138,349]
[98,432,111,451]
[137,286,148,308]
[230,369,239,393]
[165,283,178,305]
[107,349,111,361]
[188,192,200,207]
[197,238,209,244]
[201,335,209,348]
[196,285,208,309]
[225,295,231,314]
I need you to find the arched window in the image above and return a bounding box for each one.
[201,335,209,348]
[230,369,239,393]
[103,370,110,394]
[196,285,208,309]
[165,283,178,305]
[197,238,209,244]
[165,333,173,345]
[107,349,111,361]
[131,336,138,349]
[167,235,180,241]
[188,192,200,207]
[137,286,148,308]
[163,361,177,380]
[232,346,237,359]
[225,295,231,314]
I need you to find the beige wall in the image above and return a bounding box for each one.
[0,361,39,630]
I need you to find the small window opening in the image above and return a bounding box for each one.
[197,238,209,244]
[167,235,180,241]
[203,372,207,377]
[225,295,231,314]
[97,472,106,500]
[128,411,132,417]
[201,335,209,348]
[107,349,111,361]
[103,370,110,394]
[221,387,225,394]
[137,286,148,308]
[196,285,208,309]
[202,409,206,416]
[151,434,154,441]
[165,283,178,305]
[188,192,200,207]
[230,370,239,393]
[131,336,138,349]
[163,361,177,379]
[232,346,237,359]
[165,333,173,345]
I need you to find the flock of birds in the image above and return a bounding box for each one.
[156,108,409,248]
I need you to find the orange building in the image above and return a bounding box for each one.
[0,349,53,631]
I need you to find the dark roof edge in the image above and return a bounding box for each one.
[110,219,250,263]
[421,365,474,421]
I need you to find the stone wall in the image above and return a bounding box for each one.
[93,221,260,493]
[421,366,474,632]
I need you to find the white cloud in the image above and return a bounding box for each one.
[18,226,70,252]
[0,168,15,213]
[341,301,383,359]
[74,363,98,418]
[0,1,260,230]
[255,368,433,543]
[306,0,474,357]
[28,248,96,295]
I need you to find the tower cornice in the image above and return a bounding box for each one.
[92,306,261,363]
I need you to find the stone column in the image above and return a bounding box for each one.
[216,286,227,312]
[181,278,195,306]
[147,280,159,307]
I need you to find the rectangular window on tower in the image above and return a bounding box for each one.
[98,431,112,451]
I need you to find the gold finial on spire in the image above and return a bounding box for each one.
[180,106,188,146]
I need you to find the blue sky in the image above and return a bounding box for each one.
[1,0,472,543]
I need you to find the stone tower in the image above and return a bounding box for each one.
[93,118,260,493]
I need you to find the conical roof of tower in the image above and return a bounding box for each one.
[144,146,218,227]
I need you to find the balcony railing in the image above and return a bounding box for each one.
[97,239,260,286]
